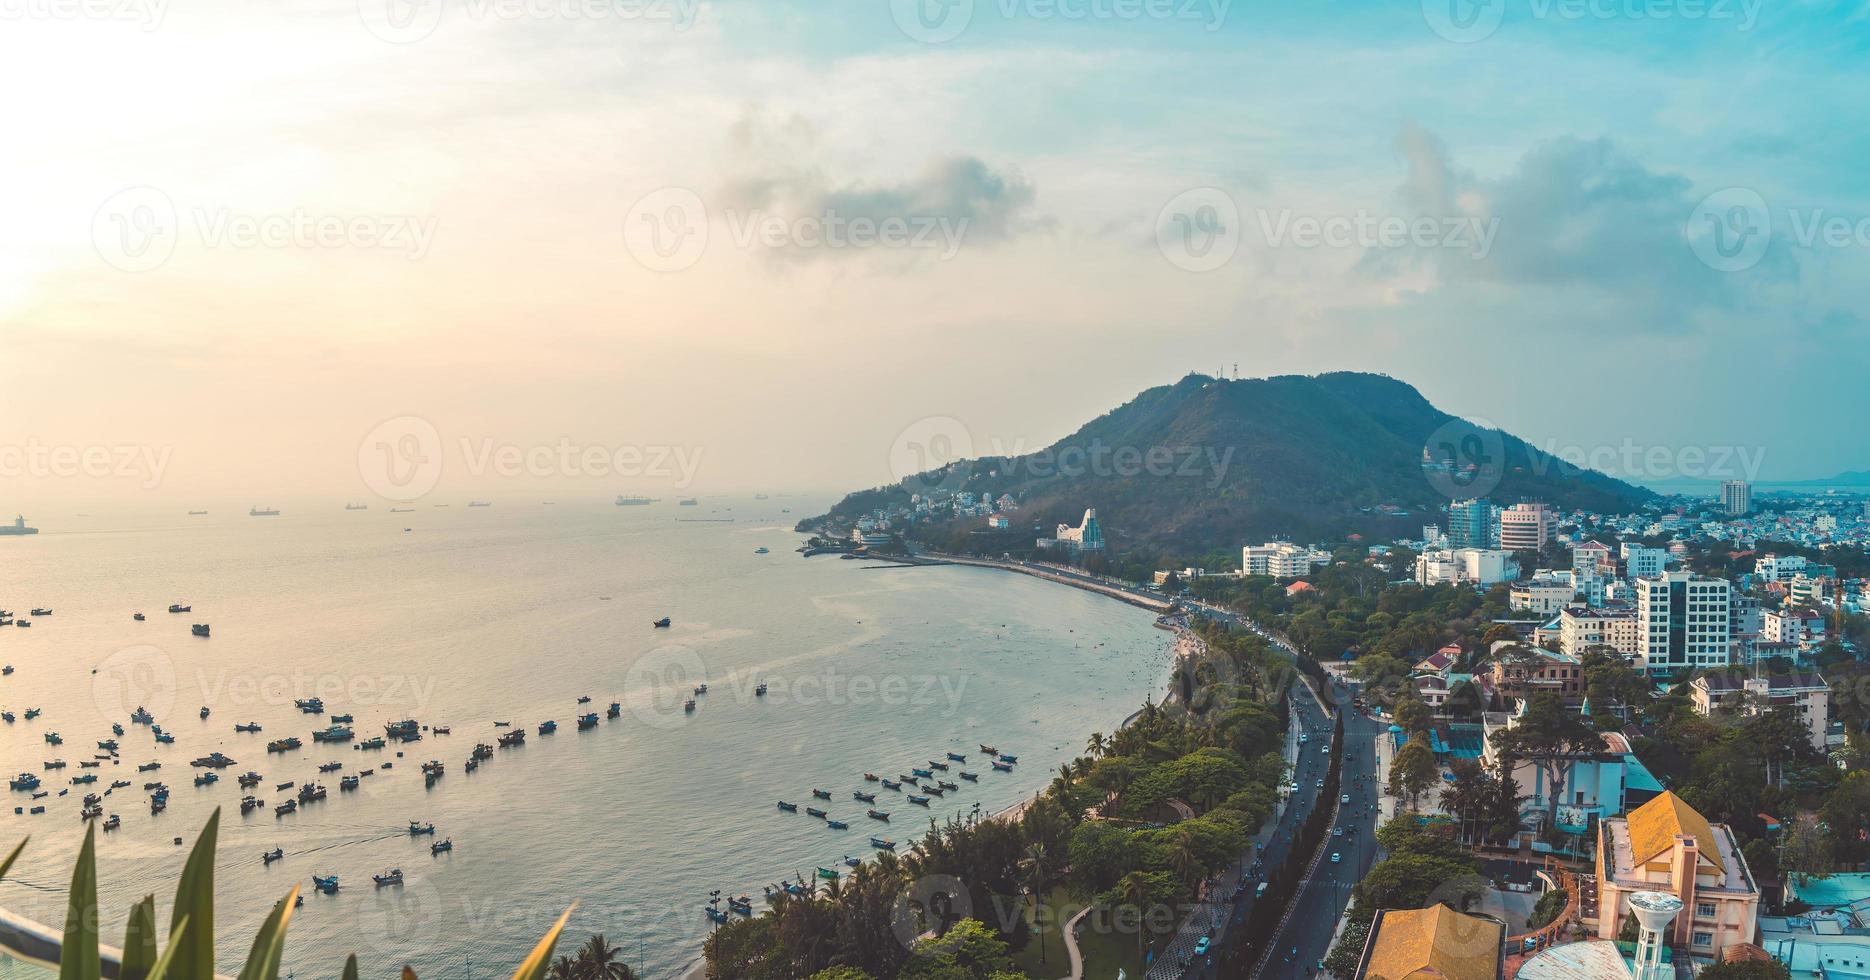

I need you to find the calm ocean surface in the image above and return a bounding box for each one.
[0,499,1171,978]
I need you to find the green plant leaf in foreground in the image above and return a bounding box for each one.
[59,823,99,980]
[169,807,220,979]
[510,905,576,980]
[237,886,301,980]
[121,896,158,980]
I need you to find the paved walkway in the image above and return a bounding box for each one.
[1058,905,1091,980]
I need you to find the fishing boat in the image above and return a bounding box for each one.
[924,786,944,797]
[297,784,326,803]
[199,706,210,719]
[312,725,353,743]
[17,708,41,722]
[683,699,696,713]
[240,797,264,814]
[842,855,861,868]
[150,797,166,814]
[312,874,339,893]
[900,775,918,786]
[330,714,354,723]
[867,809,890,821]
[826,819,849,830]
[927,760,949,771]
[113,724,125,736]
[755,546,769,554]
[998,754,1018,763]
[262,847,284,864]
[776,801,798,812]
[154,733,174,744]
[959,771,978,781]
[237,771,261,787]
[853,791,876,803]
[80,760,102,768]
[193,772,218,787]
[727,896,753,915]
[144,781,166,791]
[692,683,708,695]
[577,713,598,729]
[0,712,11,723]
[266,738,301,753]
[991,761,1013,772]
[908,795,929,806]
[235,722,263,733]
[133,612,145,621]
[576,696,591,704]
[978,744,997,755]
[497,730,525,747]
[652,617,671,628]
[45,760,67,770]
[471,743,493,760]
[373,869,403,887]
[102,815,120,831]
[754,682,767,696]
[811,789,831,800]
[816,867,840,880]
[44,733,61,746]
[71,774,97,785]
[408,821,435,835]
[863,772,880,782]
[420,761,443,777]
[938,780,958,791]
[607,702,621,718]
[275,800,297,816]
[293,698,324,714]
[946,752,966,762]
[880,779,901,790]
[166,605,190,615]
[190,624,210,637]
[432,725,450,735]
[275,781,294,791]
[29,608,51,617]
[911,768,933,779]
[804,806,826,818]
[869,837,896,850]
[8,774,39,791]
[463,759,478,773]
[431,838,452,854]
[357,737,385,750]
[537,720,556,735]
[704,906,728,924]
[385,720,421,741]
[320,761,344,773]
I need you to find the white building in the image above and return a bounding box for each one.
[1241,542,1326,579]
[1754,553,1809,584]
[1622,543,1668,580]
[1636,571,1733,675]
[1720,480,1751,516]
[1555,604,1642,657]
[1511,577,1579,616]
[1499,502,1555,552]
[1414,548,1520,587]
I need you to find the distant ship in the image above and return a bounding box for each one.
[754,494,768,500]
[615,495,656,506]
[388,507,414,513]
[467,501,491,508]
[187,510,207,516]
[249,507,279,517]
[678,498,699,506]
[345,503,368,511]
[0,515,37,536]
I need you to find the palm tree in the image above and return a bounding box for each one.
[548,953,579,980]
[1168,826,1202,890]
[578,933,637,979]
[1019,842,1055,966]
[1086,732,1107,758]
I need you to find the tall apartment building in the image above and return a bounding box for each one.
[1499,502,1554,552]
[1447,498,1495,549]
[1622,543,1668,580]
[1241,542,1320,579]
[1555,604,1641,657]
[1719,480,1751,517]
[1636,571,1733,675]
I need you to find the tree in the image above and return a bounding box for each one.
[1018,843,1057,967]
[1388,739,1438,812]
[1100,871,1181,960]
[900,919,1017,980]
[576,934,637,980]
[1695,962,1791,980]
[1439,761,1497,845]
[810,969,877,980]
[1492,693,1600,833]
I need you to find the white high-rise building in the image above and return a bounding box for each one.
[1499,502,1554,551]
[1636,571,1732,675]
[1719,480,1751,517]
[1622,543,1668,580]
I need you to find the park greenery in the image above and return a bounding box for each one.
[703,622,1296,979]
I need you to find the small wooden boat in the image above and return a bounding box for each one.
[776,801,798,812]
[869,837,895,850]
[431,838,452,854]
[991,761,1013,772]
[867,809,890,821]
[811,789,831,800]
[853,791,876,803]
[945,752,966,762]
[805,806,826,818]
[881,779,902,790]
[908,795,929,806]
[863,772,880,782]
[978,744,997,755]
[959,771,978,781]
[262,847,284,864]
[825,819,849,830]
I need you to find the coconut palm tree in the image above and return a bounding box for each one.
[1018,842,1055,966]
[548,953,578,979]
[577,934,637,979]
[1086,732,1107,758]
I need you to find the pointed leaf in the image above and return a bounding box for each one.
[0,836,27,883]
[60,823,100,980]
[341,955,359,980]
[509,905,575,980]
[142,916,187,980]
[169,809,220,979]
[237,885,300,980]
[121,896,159,980]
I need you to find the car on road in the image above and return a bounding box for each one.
[1341,794,1350,804]
[1330,852,1341,863]
[1194,937,1210,956]
[1315,779,1323,788]
[1333,827,1342,836]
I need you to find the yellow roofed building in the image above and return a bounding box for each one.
[1595,791,1759,958]
[1353,904,1505,980]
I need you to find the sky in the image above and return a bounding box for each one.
[2,0,1868,509]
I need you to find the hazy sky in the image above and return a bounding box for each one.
[3,0,1867,509]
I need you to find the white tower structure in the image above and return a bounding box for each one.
[1628,890,1684,980]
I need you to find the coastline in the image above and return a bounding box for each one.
[678,549,1189,980]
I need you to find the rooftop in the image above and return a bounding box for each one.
[1627,791,1724,874]
[1359,905,1505,980]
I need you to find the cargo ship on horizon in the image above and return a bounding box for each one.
[0,515,38,536]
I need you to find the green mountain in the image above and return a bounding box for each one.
[810,372,1655,554]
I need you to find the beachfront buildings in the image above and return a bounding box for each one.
[1240,541,1327,579]
[1689,670,1831,752]
[1352,904,1505,980]
[1635,570,1733,675]
[1499,502,1554,552]
[1037,508,1105,555]
[1596,792,1760,959]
